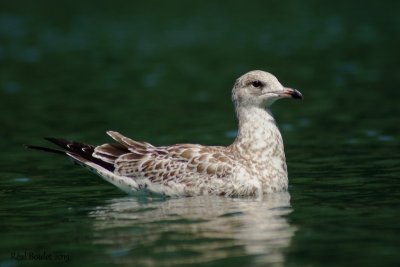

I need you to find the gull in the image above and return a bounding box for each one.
[27,70,302,197]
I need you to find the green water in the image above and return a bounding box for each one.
[1,1,399,266]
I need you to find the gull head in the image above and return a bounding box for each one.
[232,70,302,108]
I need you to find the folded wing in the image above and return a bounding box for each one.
[94,131,235,188]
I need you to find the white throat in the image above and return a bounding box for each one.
[233,106,284,157]
[231,105,288,192]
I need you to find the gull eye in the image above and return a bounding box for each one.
[251,80,264,88]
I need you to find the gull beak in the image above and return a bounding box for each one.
[280,87,303,99]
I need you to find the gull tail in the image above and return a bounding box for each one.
[25,137,140,194]
[25,137,114,171]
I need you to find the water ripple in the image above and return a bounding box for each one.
[89,193,296,266]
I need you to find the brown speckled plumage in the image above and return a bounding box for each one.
[28,70,302,197]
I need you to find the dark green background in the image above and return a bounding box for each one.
[1,1,399,266]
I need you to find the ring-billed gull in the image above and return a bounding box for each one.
[27,70,302,197]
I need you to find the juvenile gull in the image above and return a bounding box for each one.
[27,70,302,197]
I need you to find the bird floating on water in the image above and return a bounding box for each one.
[27,70,302,197]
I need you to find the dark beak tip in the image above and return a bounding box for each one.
[291,89,303,100]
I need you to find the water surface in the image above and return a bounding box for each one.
[1,1,399,266]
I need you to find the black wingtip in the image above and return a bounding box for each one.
[24,144,66,155]
[27,136,115,171]
[43,137,71,148]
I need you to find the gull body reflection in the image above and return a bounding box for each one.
[89,192,296,266]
